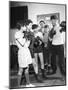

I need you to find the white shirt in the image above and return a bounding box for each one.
[52,25,65,45]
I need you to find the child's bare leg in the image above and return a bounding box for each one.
[24,67,30,85]
[18,68,23,87]
[33,53,38,74]
[39,52,44,69]
[39,52,47,79]
[34,53,43,82]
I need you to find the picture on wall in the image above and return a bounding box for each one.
[37,13,60,28]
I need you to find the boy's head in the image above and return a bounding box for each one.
[16,20,26,31]
[39,20,45,28]
[60,21,66,28]
[50,15,58,26]
[25,19,33,30]
[32,24,39,32]
[44,25,49,32]
[60,21,66,32]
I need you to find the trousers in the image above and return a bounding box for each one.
[51,45,65,75]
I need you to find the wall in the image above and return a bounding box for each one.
[10,2,66,23]
[9,29,17,44]
[28,3,65,23]
[10,2,66,44]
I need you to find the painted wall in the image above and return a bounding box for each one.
[10,2,65,23]
[28,3,65,23]
[10,2,66,44]
[9,29,17,44]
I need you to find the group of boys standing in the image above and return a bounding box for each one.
[15,15,66,87]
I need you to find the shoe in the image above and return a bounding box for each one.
[35,74,43,83]
[26,84,35,87]
[42,76,48,80]
[41,69,48,80]
[47,71,56,75]
[44,64,48,70]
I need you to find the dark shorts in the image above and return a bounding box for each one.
[34,45,43,53]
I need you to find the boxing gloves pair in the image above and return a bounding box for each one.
[34,36,43,48]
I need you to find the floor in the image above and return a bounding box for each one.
[9,66,66,89]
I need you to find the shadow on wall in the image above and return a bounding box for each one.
[9,29,17,45]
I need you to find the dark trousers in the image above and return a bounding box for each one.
[43,47,49,65]
[51,45,65,75]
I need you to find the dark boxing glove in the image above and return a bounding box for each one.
[34,38,39,48]
[49,28,56,38]
[60,21,66,32]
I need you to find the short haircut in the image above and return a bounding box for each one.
[50,15,57,20]
[16,20,26,30]
[25,19,33,26]
[39,20,45,24]
[60,21,66,27]
[16,22,21,30]
[32,24,38,29]
[60,21,66,32]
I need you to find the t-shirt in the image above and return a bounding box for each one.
[52,25,65,45]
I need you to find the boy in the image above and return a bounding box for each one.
[43,25,51,71]
[25,20,43,82]
[32,24,47,81]
[49,15,65,77]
